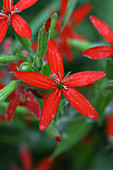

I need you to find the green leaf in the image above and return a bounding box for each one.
[51,119,92,159]
[62,0,77,29]
[37,25,50,58]
[0,81,18,103]
[68,39,94,51]
[16,48,28,61]
[106,59,113,80]
[42,63,51,76]
[0,55,19,63]
[15,33,32,53]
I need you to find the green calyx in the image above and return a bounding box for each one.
[57,83,63,89]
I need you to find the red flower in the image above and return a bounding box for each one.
[56,0,92,61]
[0,0,39,43]
[14,39,106,131]
[12,146,54,170]
[83,16,113,59]
[6,60,40,123]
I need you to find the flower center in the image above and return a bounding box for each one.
[57,83,63,89]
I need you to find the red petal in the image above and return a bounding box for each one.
[70,3,92,27]
[90,16,113,46]
[64,71,106,87]
[20,146,32,169]
[14,71,57,90]
[64,41,73,61]
[62,88,98,119]
[3,0,13,13]
[59,0,68,19]
[34,157,55,170]
[45,17,51,32]
[83,46,113,59]
[6,92,21,123]
[106,114,113,137]
[47,39,64,80]
[31,41,38,51]
[25,90,40,119]
[11,14,32,39]
[14,0,38,11]
[39,89,62,131]
[0,19,8,44]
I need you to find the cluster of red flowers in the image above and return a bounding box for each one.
[1,0,113,142]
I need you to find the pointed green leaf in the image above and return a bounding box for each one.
[51,120,92,159]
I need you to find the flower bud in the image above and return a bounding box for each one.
[0,55,19,63]
[0,80,18,103]
[45,125,62,142]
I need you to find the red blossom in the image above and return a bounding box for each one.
[5,60,41,123]
[83,16,113,59]
[12,146,54,170]
[55,1,92,61]
[0,0,39,43]
[14,39,106,131]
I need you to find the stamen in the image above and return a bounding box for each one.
[50,73,60,84]
[62,71,71,83]
[58,72,62,81]
[63,85,68,90]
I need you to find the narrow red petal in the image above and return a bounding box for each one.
[47,39,64,80]
[20,146,32,169]
[83,46,113,59]
[59,0,68,19]
[45,17,51,32]
[25,90,40,119]
[14,0,38,11]
[39,89,62,131]
[0,19,8,44]
[106,114,113,138]
[34,157,55,170]
[70,3,92,27]
[3,0,13,13]
[11,14,32,39]
[64,41,73,61]
[90,16,113,46]
[64,71,106,87]
[14,71,57,90]
[62,88,98,119]
[6,92,21,123]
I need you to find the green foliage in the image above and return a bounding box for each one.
[51,119,92,159]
